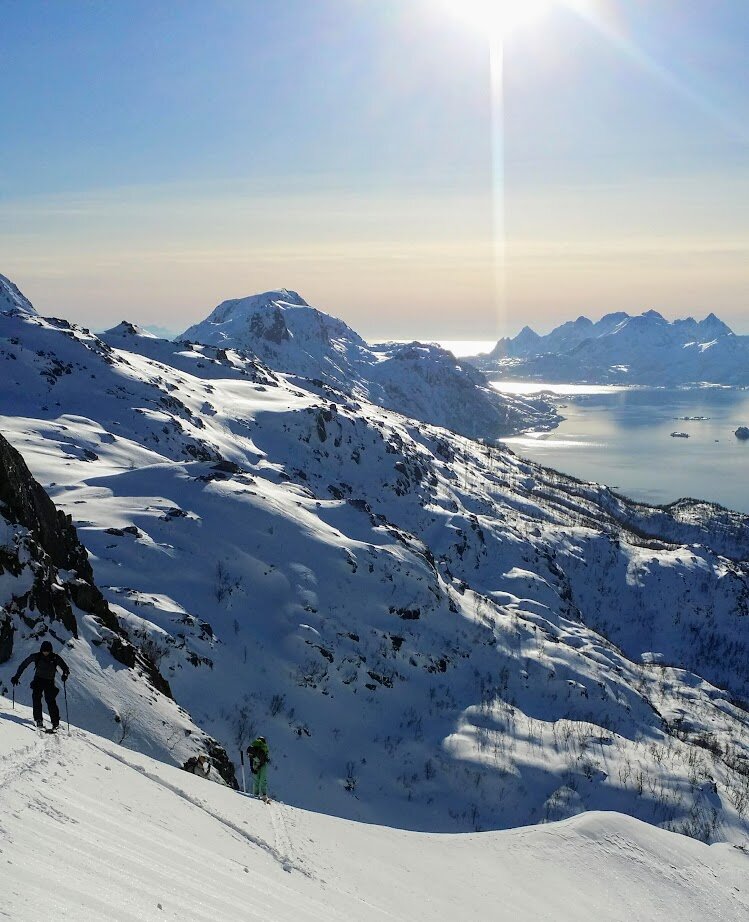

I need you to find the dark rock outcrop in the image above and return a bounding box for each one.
[0,434,99,581]
[0,434,170,704]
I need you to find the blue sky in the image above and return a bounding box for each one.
[2,0,748,337]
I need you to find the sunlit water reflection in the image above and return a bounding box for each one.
[493,383,749,513]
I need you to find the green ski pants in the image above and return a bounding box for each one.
[252,763,268,797]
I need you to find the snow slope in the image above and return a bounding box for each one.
[1,698,747,922]
[0,273,36,316]
[2,277,749,844]
[178,289,558,439]
[469,310,749,385]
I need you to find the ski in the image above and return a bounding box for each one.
[24,722,62,734]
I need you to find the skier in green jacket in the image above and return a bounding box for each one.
[11,640,69,730]
[247,736,271,802]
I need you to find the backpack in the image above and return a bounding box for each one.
[248,738,270,773]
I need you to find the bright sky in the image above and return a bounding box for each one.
[2,0,748,338]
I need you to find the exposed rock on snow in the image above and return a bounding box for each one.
[103,320,158,339]
[0,431,233,782]
[735,427,749,441]
[179,289,559,439]
[0,432,126,646]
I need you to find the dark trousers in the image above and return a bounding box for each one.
[31,679,60,726]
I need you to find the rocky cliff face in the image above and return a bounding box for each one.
[0,431,136,665]
[0,431,236,783]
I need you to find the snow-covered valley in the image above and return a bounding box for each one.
[2,274,749,916]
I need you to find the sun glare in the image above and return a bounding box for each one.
[439,0,554,325]
[446,0,550,38]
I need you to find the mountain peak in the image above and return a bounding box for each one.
[103,320,157,339]
[209,289,309,323]
[0,273,37,316]
[598,311,630,328]
[179,289,365,352]
[697,312,733,338]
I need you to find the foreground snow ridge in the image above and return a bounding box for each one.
[1,700,747,922]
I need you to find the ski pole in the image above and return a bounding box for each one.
[63,678,69,733]
[12,683,14,710]
[240,748,246,794]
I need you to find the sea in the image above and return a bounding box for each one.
[375,339,749,513]
[492,383,749,514]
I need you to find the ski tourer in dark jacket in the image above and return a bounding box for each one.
[11,640,69,729]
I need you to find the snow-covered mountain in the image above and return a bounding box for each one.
[0,272,37,315]
[468,310,749,385]
[179,289,558,439]
[2,703,747,921]
[2,275,749,845]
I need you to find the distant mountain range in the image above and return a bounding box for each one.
[466,310,749,386]
[179,288,558,439]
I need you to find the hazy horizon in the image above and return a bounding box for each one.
[8,273,748,345]
[4,1,748,338]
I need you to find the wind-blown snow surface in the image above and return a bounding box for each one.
[179,289,558,439]
[468,310,749,385]
[2,287,749,844]
[1,700,748,922]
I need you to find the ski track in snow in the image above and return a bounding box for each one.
[83,735,314,879]
[268,799,302,875]
[2,700,749,921]
[0,724,53,793]
[0,706,339,921]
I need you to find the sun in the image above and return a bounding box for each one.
[444,0,550,38]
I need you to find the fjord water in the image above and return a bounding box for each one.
[494,384,749,513]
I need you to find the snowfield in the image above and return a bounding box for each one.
[1,698,747,922]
